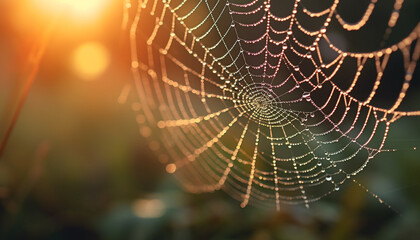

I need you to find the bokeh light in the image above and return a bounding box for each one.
[132,198,166,218]
[71,42,110,80]
[165,163,176,174]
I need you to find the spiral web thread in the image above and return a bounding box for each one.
[127,0,420,210]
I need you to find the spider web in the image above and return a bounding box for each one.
[127,0,420,210]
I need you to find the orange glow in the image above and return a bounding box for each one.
[71,42,110,80]
[32,0,112,21]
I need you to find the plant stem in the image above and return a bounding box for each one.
[0,22,55,160]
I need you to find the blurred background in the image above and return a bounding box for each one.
[0,0,419,239]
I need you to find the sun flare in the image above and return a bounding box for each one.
[32,0,112,21]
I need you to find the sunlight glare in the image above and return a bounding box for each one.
[32,0,112,21]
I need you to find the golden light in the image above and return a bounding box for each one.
[71,42,110,80]
[32,0,112,21]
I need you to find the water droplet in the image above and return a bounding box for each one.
[326,176,332,181]
[302,92,310,99]
[405,71,413,81]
